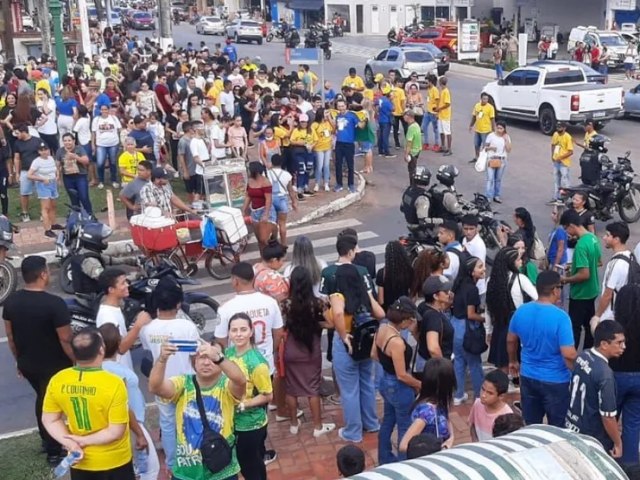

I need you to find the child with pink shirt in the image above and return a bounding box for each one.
[468,370,514,442]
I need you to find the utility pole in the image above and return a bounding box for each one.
[50,0,67,74]
[158,0,172,51]
[77,0,92,56]
[36,0,52,56]
[105,0,112,27]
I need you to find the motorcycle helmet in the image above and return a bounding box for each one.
[413,166,432,187]
[436,164,459,187]
[589,134,609,153]
[80,223,113,252]
[0,215,13,250]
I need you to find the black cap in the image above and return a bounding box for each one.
[422,275,453,298]
[133,114,147,124]
[38,142,50,150]
[390,296,418,316]
[151,167,169,180]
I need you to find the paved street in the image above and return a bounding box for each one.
[1,28,640,436]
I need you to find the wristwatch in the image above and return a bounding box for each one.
[212,353,225,365]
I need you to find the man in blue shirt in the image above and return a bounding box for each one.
[224,39,238,63]
[333,99,363,193]
[129,115,156,164]
[507,270,577,427]
[92,83,112,118]
[376,87,394,158]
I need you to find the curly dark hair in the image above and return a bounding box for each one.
[285,266,324,352]
[486,247,520,329]
[382,241,414,307]
[411,248,448,298]
[514,207,536,257]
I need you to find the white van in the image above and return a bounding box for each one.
[567,26,629,68]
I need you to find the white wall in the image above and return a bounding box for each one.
[517,0,607,32]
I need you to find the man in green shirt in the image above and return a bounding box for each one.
[560,209,602,349]
[403,110,422,186]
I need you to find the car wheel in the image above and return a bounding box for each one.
[364,66,373,84]
[257,38,263,45]
[539,106,557,136]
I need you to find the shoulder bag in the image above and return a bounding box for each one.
[463,319,488,355]
[193,376,233,474]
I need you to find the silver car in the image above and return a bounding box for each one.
[226,19,263,44]
[196,16,225,35]
[364,46,438,84]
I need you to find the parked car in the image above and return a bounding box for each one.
[482,63,624,135]
[127,11,155,29]
[405,26,458,58]
[623,83,640,118]
[364,46,439,84]
[620,22,639,34]
[621,31,639,44]
[225,19,263,44]
[531,60,607,84]
[400,41,449,75]
[568,27,629,68]
[196,16,225,35]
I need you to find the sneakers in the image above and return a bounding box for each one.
[453,393,469,406]
[432,145,442,152]
[51,223,64,230]
[303,189,315,196]
[297,193,305,201]
[264,450,277,465]
[469,158,477,164]
[290,419,301,435]
[324,184,330,192]
[313,184,319,192]
[333,185,343,192]
[267,404,277,411]
[275,409,303,422]
[493,197,503,204]
[422,144,430,151]
[313,423,336,438]
[348,186,357,194]
[97,183,104,189]
[20,212,30,223]
[384,154,397,158]
[44,230,57,239]
[443,150,453,156]
[112,182,120,189]
[338,427,362,443]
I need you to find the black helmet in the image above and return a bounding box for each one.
[436,164,459,187]
[80,223,112,252]
[413,166,431,187]
[0,216,12,250]
[589,134,609,153]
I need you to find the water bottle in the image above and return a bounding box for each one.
[134,449,149,475]
[53,451,81,478]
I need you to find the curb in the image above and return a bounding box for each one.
[11,174,367,267]
[449,61,495,80]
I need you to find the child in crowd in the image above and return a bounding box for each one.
[406,433,442,460]
[468,370,514,442]
[337,445,365,477]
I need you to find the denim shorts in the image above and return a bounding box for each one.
[35,181,59,199]
[360,141,373,153]
[272,195,289,215]
[250,205,276,223]
[19,170,34,196]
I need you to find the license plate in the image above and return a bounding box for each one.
[593,111,606,118]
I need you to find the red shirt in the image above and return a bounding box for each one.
[155,83,171,114]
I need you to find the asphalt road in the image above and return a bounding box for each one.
[1,28,640,435]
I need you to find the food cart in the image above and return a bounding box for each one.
[202,159,247,209]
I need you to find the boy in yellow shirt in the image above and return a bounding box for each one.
[549,122,573,204]
[436,76,452,155]
[469,93,496,162]
[391,79,406,149]
[422,75,440,151]
[342,67,365,92]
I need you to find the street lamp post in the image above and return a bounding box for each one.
[50,0,67,75]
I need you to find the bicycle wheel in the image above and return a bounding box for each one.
[204,247,237,280]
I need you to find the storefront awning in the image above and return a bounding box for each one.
[288,0,323,11]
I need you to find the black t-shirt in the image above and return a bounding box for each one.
[166,113,179,136]
[239,97,254,123]
[610,339,640,372]
[417,302,454,361]
[3,290,72,374]
[452,280,480,319]
[14,136,42,170]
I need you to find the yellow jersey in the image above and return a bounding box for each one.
[342,75,365,91]
[472,102,495,134]
[43,367,131,471]
[391,87,406,117]
[427,86,439,114]
[118,151,146,185]
[312,120,334,151]
[438,87,452,121]
[552,131,574,166]
[363,88,374,102]
[274,126,291,147]
[290,127,318,147]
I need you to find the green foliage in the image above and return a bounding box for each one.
[0,432,56,480]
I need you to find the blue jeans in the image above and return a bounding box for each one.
[615,371,640,464]
[452,317,484,400]
[315,150,331,185]
[553,162,570,200]
[332,334,379,442]
[495,63,504,79]
[63,174,93,215]
[520,376,569,427]
[378,371,414,465]
[294,149,313,190]
[96,145,119,184]
[157,399,177,469]
[485,159,507,199]
[474,132,489,151]
[421,112,439,146]
[378,122,391,155]
[335,142,355,189]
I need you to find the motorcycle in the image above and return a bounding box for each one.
[560,150,640,223]
[333,24,343,37]
[284,29,300,48]
[266,25,285,42]
[304,29,319,48]
[65,258,220,341]
[55,203,111,294]
[0,216,18,305]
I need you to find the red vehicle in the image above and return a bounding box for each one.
[406,26,458,58]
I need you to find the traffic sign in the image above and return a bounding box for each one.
[285,47,320,65]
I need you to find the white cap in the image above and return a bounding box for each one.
[299,114,309,122]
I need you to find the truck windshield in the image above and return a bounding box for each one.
[544,70,585,85]
[599,34,627,47]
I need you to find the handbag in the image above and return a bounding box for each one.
[488,157,503,169]
[193,376,233,474]
[462,319,488,355]
[475,150,488,173]
[412,106,424,116]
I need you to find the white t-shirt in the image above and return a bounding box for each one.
[37,99,57,135]
[601,250,631,321]
[190,137,209,175]
[92,115,122,147]
[210,123,226,159]
[443,244,464,281]
[220,91,235,117]
[267,168,293,197]
[73,117,92,145]
[96,304,134,371]
[485,132,508,158]
[214,291,284,373]
[463,234,487,295]
[139,318,200,379]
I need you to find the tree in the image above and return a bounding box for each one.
[35,0,52,56]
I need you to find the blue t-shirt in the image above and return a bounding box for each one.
[547,226,568,265]
[224,45,238,63]
[102,360,146,423]
[55,97,78,116]
[377,97,393,124]
[411,401,450,440]
[509,302,574,383]
[335,111,359,143]
[93,93,112,117]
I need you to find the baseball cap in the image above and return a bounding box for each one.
[210,106,220,114]
[382,85,391,95]
[37,142,50,150]
[298,114,309,122]
[422,275,453,298]
[374,73,384,82]
[133,115,146,124]
[390,296,418,316]
[151,167,169,180]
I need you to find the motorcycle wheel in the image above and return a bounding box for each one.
[59,256,75,294]
[0,260,18,305]
[266,33,273,42]
[324,49,331,60]
[618,185,640,223]
[204,247,237,280]
[183,297,220,337]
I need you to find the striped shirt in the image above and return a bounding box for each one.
[352,425,627,480]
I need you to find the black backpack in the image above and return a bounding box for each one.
[609,253,640,307]
[448,247,472,294]
[350,312,378,361]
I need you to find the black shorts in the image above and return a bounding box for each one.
[70,461,135,480]
[184,174,204,195]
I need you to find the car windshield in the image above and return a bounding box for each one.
[420,29,440,39]
[134,12,151,18]
[404,51,433,62]
[599,34,627,46]
[242,21,260,27]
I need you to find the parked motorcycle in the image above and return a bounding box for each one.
[266,24,285,42]
[0,216,18,305]
[65,258,220,340]
[319,29,332,60]
[560,150,640,223]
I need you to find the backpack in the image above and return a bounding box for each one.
[530,233,547,269]
[608,253,640,308]
[448,246,472,294]
[350,312,378,361]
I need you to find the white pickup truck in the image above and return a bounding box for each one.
[482,64,624,135]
